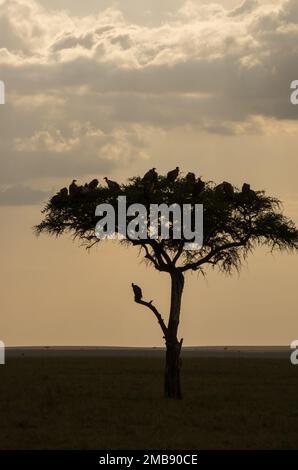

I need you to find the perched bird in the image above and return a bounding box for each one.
[222,181,234,198]
[186,172,196,184]
[167,167,179,182]
[88,179,99,190]
[50,194,61,206]
[59,187,68,197]
[82,183,90,194]
[50,187,68,206]
[242,183,256,199]
[104,177,121,191]
[69,179,79,196]
[132,283,143,302]
[215,181,234,198]
[193,178,205,197]
[242,183,251,194]
[142,168,158,184]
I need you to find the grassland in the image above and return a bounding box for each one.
[0,356,297,449]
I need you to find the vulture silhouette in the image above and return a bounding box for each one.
[69,179,79,196]
[167,167,179,182]
[186,172,196,184]
[50,187,68,206]
[132,283,143,302]
[104,177,121,192]
[215,181,234,198]
[221,181,234,198]
[242,183,256,199]
[88,179,99,190]
[60,187,68,197]
[142,168,158,184]
[242,183,251,194]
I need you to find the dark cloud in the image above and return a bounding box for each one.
[0,0,297,191]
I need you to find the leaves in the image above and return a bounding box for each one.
[35,173,298,274]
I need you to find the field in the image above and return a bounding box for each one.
[0,355,298,449]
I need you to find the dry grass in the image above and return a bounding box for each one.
[0,356,297,449]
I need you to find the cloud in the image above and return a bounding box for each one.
[229,0,260,17]
[0,184,49,205]
[0,119,149,183]
[0,0,298,192]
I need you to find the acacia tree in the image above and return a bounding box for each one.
[35,171,298,399]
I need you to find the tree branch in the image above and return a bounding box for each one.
[131,240,169,272]
[173,242,184,265]
[150,240,171,270]
[179,236,251,272]
[132,285,168,338]
[142,243,161,271]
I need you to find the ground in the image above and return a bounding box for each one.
[0,356,297,449]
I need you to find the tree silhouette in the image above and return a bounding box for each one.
[35,171,298,399]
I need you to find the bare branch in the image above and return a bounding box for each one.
[86,239,99,251]
[150,240,172,270]
[142,243,161,270]
[132,284,168,338]
[179,236,251,272]
[173,242,184,265]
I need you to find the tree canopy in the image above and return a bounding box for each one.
[35,173,298,276]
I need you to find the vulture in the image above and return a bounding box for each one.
[88,179,99,190]
[132,283,143,302]
[82,183,90,194]
[60,187,68,197]
[50,194,60,205]
[241,183,256,198]
[142,168,158,184]
[242,183,251,194]
[186,172,196,184]
[104,177,121,192]
[50,187,68,206]
[167,166,179,182]
[193,178,205,197]
[69,179,79,196]
[215,181,234,198]
[222,181,234,198]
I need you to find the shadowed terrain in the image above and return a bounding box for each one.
[0,356,298,449]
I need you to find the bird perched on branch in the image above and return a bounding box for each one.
[104,177,121,192]
[132,283,143,302]
[142,168,158,184]
[215,181,234,199]
[186,172,196,184]
[242,183,251,194]
[60,187,68,197]
[167,167,179,182]
[50,187,68,206]
[222,181,234,198]
[69,179,80,197]
[88,179,99,190]
[241,183,255,199]
[81,183,90,195]
[215,181,234,198]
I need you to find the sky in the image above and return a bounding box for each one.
[0,0,297,346]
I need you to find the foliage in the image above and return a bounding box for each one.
[35,172,298,275]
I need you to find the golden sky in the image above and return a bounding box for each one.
[0,0,297,346]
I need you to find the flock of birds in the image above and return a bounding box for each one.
[50,166,256,206]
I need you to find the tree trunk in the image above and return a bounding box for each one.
[164,270,184,399]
